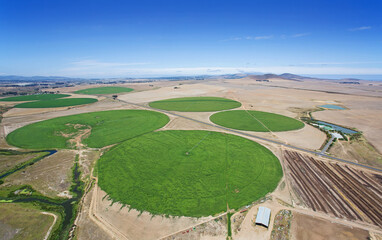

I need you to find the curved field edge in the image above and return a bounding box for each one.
[0,94,70,102]
[210,110,305,132]
[14,98,98,108]
[74,86,133,95]
[148,96,242,112]
[6,110,170,149]
[97,130,283,217]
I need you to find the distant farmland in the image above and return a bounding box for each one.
[0,94,70,102]
[74,86,133,95]
[210,110,304,132]
[14,98,98,108]
[97,130,282,217]
[6,110,169,149]
[149,97,241,112]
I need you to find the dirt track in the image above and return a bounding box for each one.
[284,150,382,228]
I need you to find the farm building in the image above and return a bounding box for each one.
[255,206,271,228]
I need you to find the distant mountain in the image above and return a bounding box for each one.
[247,73,313,81]
[279,73,316,80]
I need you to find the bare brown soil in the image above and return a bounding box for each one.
[284,150,382,227]
[291,212,369,240]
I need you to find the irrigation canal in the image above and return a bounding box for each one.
[117,98,382,173]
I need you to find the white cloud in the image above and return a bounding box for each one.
[349,26,372,31]
[222,35,273,41]
[244,35,273,40]
[291,32,310,38]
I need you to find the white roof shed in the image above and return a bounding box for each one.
[255,206,271,228]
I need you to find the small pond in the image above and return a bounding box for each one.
[319,104,345,110]
[316,121,358,134]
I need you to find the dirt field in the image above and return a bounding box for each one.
[284,150,382,228]
[4,150,76,198]
[291,212,370,240]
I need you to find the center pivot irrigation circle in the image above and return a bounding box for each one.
[97,130,282,217]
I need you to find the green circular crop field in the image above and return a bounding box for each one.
[6,110,169,149]
[0,94,70,102]
[149,97,241,112]
[210,110,304,132]
[14,98,98,108]
[97,130,282,217]
[74,86,133,95]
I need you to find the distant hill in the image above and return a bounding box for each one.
[247,73,315,81]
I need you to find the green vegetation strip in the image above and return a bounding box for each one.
[149,97,241,112]
[14,98,98,108]
[210,110,304,132]
[98,130,282,217]
[74,86,133,95]
[227,212,233,238]
[0,93,70,102]
[7,110,169,149]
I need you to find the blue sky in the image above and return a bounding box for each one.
[1,0,382,77]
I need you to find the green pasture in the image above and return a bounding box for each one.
[6,110,169,149]
[74,86,133,95]
[14,98,98,108]
[210,110,304,132]
[97,130,282,217]
[0,94,70,102]
[149,97,241,112]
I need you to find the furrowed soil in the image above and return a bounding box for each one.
[283,150,382,228]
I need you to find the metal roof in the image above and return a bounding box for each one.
[255,206,271,228]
